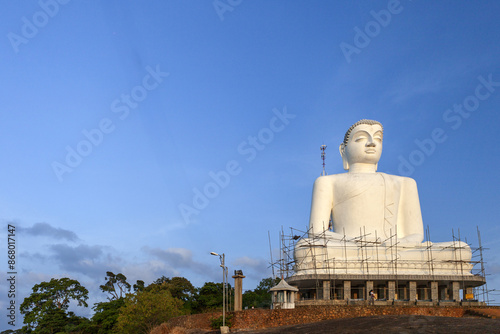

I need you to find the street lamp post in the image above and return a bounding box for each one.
[210,251,227,328]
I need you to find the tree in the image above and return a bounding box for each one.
[99,272,131,300]
[243,277,280,309]
[151,275,170,285]
[114,285,184,334]
[30,308,67,334]
[91,298,125,333]
[133,280,145,293]
[32,309,91,334]
[149,276,195,302]
[20,278,89,332]
[191,281,234,313]
[147,276,196,313]
[62,312,94,334]
[166,277,196,302]
[87,272,138,333]
[255,277,281,293]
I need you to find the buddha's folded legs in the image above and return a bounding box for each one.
[294,238,473,275]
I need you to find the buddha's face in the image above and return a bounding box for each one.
[341,124,383,169]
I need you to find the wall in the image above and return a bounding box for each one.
[231,306,466,331]
[158,306,500,332]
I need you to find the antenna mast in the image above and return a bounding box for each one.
[320,145,327,176]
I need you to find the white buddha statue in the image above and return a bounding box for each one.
[294,120,472,276]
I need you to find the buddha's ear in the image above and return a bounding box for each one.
[339,143,349,170]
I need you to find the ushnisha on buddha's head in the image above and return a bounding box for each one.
[339,119,383,171]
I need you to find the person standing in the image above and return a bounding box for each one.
[369,290,375,305]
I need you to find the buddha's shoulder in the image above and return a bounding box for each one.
[378,172,418,186]
[315,172,416,183]
[313,173,373,186]
[313,173,418,185]
[312,174,342,188]
[313,174,346,182]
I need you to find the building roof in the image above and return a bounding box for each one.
[269,279,299,292]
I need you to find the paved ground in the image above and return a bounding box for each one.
[238,315,500,334]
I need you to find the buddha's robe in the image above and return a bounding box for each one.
[294,173,472,275]
[308,173,423,242]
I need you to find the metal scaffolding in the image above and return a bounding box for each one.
[270,225,490,304]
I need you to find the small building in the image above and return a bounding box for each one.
[270,279,299,309]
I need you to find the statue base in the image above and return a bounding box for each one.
[294,237,474,276]
[290,236,485,305]
[287,273,485,305]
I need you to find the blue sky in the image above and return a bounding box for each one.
[2,0,500,328]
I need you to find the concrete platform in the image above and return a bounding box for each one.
[287,273,486,306]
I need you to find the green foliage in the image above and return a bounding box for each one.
[148,276,196,312]
[19,308,92,334]
[114,285,184,334]
[242,290,259,309]
[15,274,279,333]
[256,277,281,292]
[99,272,131,301]
[192,282,223,313]
[60,311,94,334]
[242,277,280,309]
[151,275,170,285]
[20,278,89,331]
[133,280,145,293]
[31,308,67,334]
[91,298,125,333]
[209,313,232,329]
[162,277,195,302]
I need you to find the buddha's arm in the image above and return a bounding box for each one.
[398,178,424,243]
[308,176,343,238]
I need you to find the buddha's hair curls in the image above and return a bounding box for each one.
[342,119,383,146]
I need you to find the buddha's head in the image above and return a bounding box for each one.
[339,119,383,171]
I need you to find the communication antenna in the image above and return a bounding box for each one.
[320,145,327,176]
